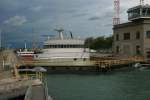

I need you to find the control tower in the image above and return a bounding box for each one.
[127,4,150,21]
[113,4,150,60]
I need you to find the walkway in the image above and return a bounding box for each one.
[31,85,46,100]
[0,79,29,100]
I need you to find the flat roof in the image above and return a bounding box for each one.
[113,18,150,29]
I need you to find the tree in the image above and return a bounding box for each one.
[84,35,113,50]
[84,37,94,48]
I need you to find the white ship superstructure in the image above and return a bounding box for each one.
[34,29,89,60]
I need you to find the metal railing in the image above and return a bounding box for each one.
[43,78,49,100]
[24,81,32,100]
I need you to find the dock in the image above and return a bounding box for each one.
[18,54,145,72]
[0,50,52,100]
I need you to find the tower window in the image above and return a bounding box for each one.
[136,45,141,55]
[136,31,140,39]
[116,46,119,53]
[124,33,130,40]
[116,34,119,41]
[146,31,150,38]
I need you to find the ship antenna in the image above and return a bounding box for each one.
[25,42,27,49]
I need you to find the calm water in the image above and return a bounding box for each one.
[46,68,150,100]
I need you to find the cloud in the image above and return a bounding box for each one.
[1,0,149,48]
[4,16,27,26]
[30,6,43,12]
[88,16,101,21]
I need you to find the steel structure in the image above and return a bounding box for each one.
[113,0,120,25]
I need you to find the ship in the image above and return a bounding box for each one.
[17,42,34,60]
[34,29,90,65]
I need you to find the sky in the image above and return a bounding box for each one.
[0,0,150,48]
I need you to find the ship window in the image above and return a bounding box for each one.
[44,45,49,49]
[67,45,70,48]
[59,45,61,48]
[147,8,150,16]
[74,45,77,48]
[44,44,84,48]
[71,45,73,48]
[124,33,130,40]
[66,45,68,48]
[60,45,63,48]
[51,45,54,48]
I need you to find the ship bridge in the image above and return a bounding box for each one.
[127,4,150,21]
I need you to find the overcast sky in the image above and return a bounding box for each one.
[0,0,149,48]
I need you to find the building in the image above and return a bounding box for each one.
[113,4,150,60]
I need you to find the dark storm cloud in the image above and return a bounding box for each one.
[88,16,101,21]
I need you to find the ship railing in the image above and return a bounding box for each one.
[47,37,81,39]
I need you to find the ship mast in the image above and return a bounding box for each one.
[32,29,36,51]
[54,29,64,40]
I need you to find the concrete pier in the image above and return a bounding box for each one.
[0,50,52,100]
[0,78,29,100]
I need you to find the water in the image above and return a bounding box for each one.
[46,68,150,100]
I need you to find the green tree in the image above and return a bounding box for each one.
[84,35,113,50]
[84,37,94,48]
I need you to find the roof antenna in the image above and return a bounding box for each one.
[140,0,144,5]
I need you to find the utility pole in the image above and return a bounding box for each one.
[32,29,36,51]
[0,30,1,49]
